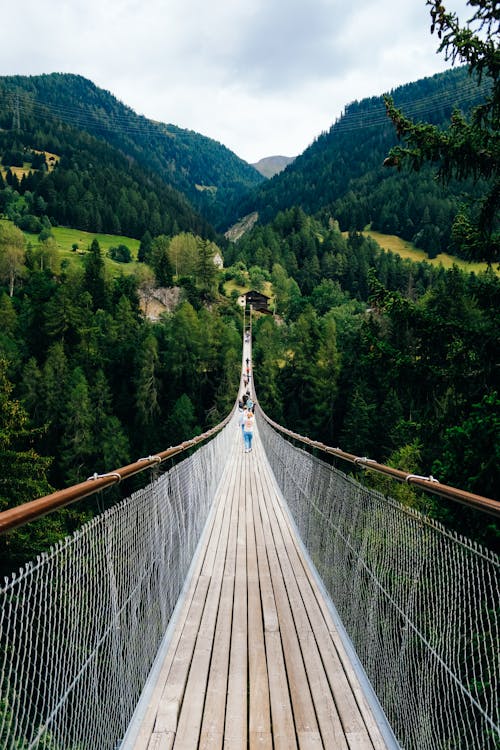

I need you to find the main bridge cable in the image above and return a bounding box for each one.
[0,411,234,535]
[257,408,500,520]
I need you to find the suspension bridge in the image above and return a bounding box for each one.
[0,338,498,750]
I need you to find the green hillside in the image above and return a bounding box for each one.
[40,226,141,276]
[0,73,264,229]
[0,98,213,241]
[0,41,498,571]
[361,229,494,275]
[236,67,493,261]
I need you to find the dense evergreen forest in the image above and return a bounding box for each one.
[235,212,499,534]
[0,86,216,241]
[0,48,498,573]
[0,226,243,573]
[236,66,493,259]
[0,73,264,229]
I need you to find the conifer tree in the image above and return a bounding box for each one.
[91,369,130,471]
[134,331,161,442]
[196,239,217,300]
[384,0,499,263]
[84,238,107,310]
[167,393,198,445]
[0,357,53,508]
[150,235,173,286]
[60,367,94,485]
[0,357,67,576]
[138,230,153,263]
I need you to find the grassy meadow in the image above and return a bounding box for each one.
[363,229,494,275]
[0,150,59,181]
[24,224,141,277]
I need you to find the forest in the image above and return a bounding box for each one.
[1,207,498,573]
[0,73,264,230]
[237,66,494,261]
[0,224,245,573]
[0,12,498,573]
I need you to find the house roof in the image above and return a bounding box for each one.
[245,289,270,299]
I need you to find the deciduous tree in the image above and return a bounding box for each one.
[0,222,26,296]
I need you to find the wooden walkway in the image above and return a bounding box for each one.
[127,416,391,750]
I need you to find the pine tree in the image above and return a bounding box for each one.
[0,292,17,335]
[90,369,130,472]
[166,393,198,445]
[84,238,107,310]
[384,0,499,263]
[0,357,53,509]
[39,342,70,463]
[196,239,217,301]
[150,235,173,286]
[60,367,94,485]
[0,357,69,577]
[138,230,153,263]
[134,332,161,445]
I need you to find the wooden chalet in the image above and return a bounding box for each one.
[245,290,271,313]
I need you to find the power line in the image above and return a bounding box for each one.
[328,80,492,135]
[0,74,491,148]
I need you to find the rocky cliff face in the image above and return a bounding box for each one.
[224,212,259,241]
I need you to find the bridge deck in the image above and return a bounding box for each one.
[128,418,390,750]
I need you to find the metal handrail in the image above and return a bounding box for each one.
[258,406,500,519]
[2,391,498,535]
[0,411,234,534]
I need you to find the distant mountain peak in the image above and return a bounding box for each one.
[252,155,295,178]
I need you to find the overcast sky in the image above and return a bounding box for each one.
[2,0,472,163]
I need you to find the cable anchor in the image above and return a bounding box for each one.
[405,473,439,484]
[87,472,122,483]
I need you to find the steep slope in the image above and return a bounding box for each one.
[0,80,214,240]
[0,73,264,229]
[236,67,492,256]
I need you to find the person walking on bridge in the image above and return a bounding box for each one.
[243,407,255,453]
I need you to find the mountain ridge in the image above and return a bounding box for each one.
[252,155,295,178]
[235,65,493,258]
[0,73,264,230]
[0,66,492,258]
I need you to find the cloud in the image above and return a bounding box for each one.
[0,0,475,162]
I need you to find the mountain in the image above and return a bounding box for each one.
[252,155,295,178]
[0,80,215,241]
[236,66,492,258]
[0,67,492,256]
[0,73,264,230]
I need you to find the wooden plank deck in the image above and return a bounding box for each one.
[127,415,392,750]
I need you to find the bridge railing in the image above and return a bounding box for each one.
[257,411,499,519]
[257,408,499,750]
[1,383,498,750]
[0,411,233,534]
[0,412,236,750]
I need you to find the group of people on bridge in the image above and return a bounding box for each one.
[238,356,255,452]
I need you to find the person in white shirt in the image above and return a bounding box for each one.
[243,408,255,453]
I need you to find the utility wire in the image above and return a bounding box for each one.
[0,75,491,145]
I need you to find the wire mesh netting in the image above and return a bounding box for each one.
[0,423,232,750]
[259,416,500,750]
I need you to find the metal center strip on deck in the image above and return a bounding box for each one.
[127,415,390,750]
